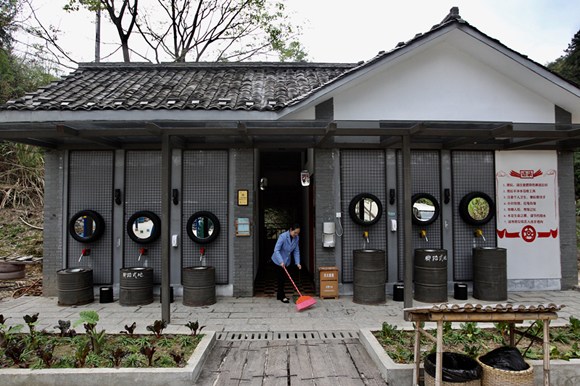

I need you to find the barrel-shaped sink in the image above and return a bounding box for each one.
[353,249,386,304]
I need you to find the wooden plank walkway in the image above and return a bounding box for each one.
[196,338,387,385]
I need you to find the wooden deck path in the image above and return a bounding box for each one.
[196,337,387,385]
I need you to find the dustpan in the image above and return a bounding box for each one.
[282,265,316,311]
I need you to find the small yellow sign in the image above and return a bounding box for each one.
[237,189,248,206]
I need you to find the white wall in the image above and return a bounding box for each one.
[333,42,555,123]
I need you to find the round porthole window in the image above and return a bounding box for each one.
[126,211,161,244]
[459,192,495,226]
[69,210,105,243]
[349,193,383,226]
[186,211,220,244]
[411,193,440,226]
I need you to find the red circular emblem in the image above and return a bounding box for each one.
[521,225,536,243]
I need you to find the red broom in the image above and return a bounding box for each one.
[282,265,316,311]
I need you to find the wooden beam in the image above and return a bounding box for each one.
[316,122,337,147]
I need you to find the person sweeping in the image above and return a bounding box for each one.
[271,224,302,303]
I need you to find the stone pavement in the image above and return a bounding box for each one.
[1,290,579,334]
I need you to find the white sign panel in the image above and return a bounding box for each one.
[495,150,560,279]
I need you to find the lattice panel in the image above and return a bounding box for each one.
[182,150,229,284]
[124,151,162,283]
[396,151,442,281]
[451,151,496,280]
[340,150,387,282]
[67,151,114,284]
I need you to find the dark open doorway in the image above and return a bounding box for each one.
[254,150,315,297]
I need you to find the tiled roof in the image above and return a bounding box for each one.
[3,62,356,112]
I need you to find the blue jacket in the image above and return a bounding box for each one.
[271,230,300,266]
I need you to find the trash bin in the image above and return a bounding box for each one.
[472,247,507,301]
[120,267,154,306]
[424,352,482,386]
[477,346,534,386]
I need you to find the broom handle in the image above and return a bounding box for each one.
[282,265,303,297]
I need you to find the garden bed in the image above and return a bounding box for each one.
[372,317,580,364]
[0,310,205,369]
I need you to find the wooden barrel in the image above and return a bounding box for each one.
[57,268,94,306]
[183,266,216,306]
[473,247,507,301]
[353,249,386,305]
[414,249,448,303]
[119,267,154,306]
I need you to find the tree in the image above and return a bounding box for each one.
[547,28,580,85]
[63,0,306,63]
[1,0,20,50]
[65,0,138,63]
[137,0,306,62]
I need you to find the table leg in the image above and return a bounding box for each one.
[544,320,550,386]
[436,321,443,386]
[414,323,421,386]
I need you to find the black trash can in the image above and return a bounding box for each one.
[120,267,154,306]
[424,352,482,385]
[454,283,468,300]
[353,249,386,305]
[99,286,114,303]
[57,268,94,306]
[472,247,507,301]
[414,249,448,303]
[393,283,404,302]
[183,266,216,306]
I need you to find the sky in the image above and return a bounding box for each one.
[18,0,580,71]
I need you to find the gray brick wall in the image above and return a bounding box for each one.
[42,150,65,296]
[232,149,255,296]
[314,149,339,292]
[558,151,577,289]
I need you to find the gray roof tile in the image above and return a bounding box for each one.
[3,62,356,112]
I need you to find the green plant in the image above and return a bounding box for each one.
[185,320,205,336]
[5,339,29,367]
[121,322,137,337]
[146,320,167,339]
[157,337,174,349]
[54,320,76,338]
[125,353,143,367]
[170,350,186,367]
[110,347,128,368]
[74,342,91,368]
[23,313,39,337]
[36,343,55,367]
[140,344,157,367]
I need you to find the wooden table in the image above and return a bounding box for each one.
[404,303,562,386]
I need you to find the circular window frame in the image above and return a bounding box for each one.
[411,193,440,226]
[68,210,106,243]
[186,211,221,244]
[126,210,161,244]
[458,191,495,226]
[348,193,383,226]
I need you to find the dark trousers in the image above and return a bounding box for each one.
[276,264,286,300]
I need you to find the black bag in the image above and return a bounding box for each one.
[424,352,483,382]
[479,346,530,371]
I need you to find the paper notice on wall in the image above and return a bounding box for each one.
[495,150,560,279]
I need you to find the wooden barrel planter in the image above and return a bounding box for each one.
[119,267,154,306]
[414,249,448,303]
[353,249,386,305]
[183,266,216,307]
[0,262,26,280]
[57,268,94,306]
